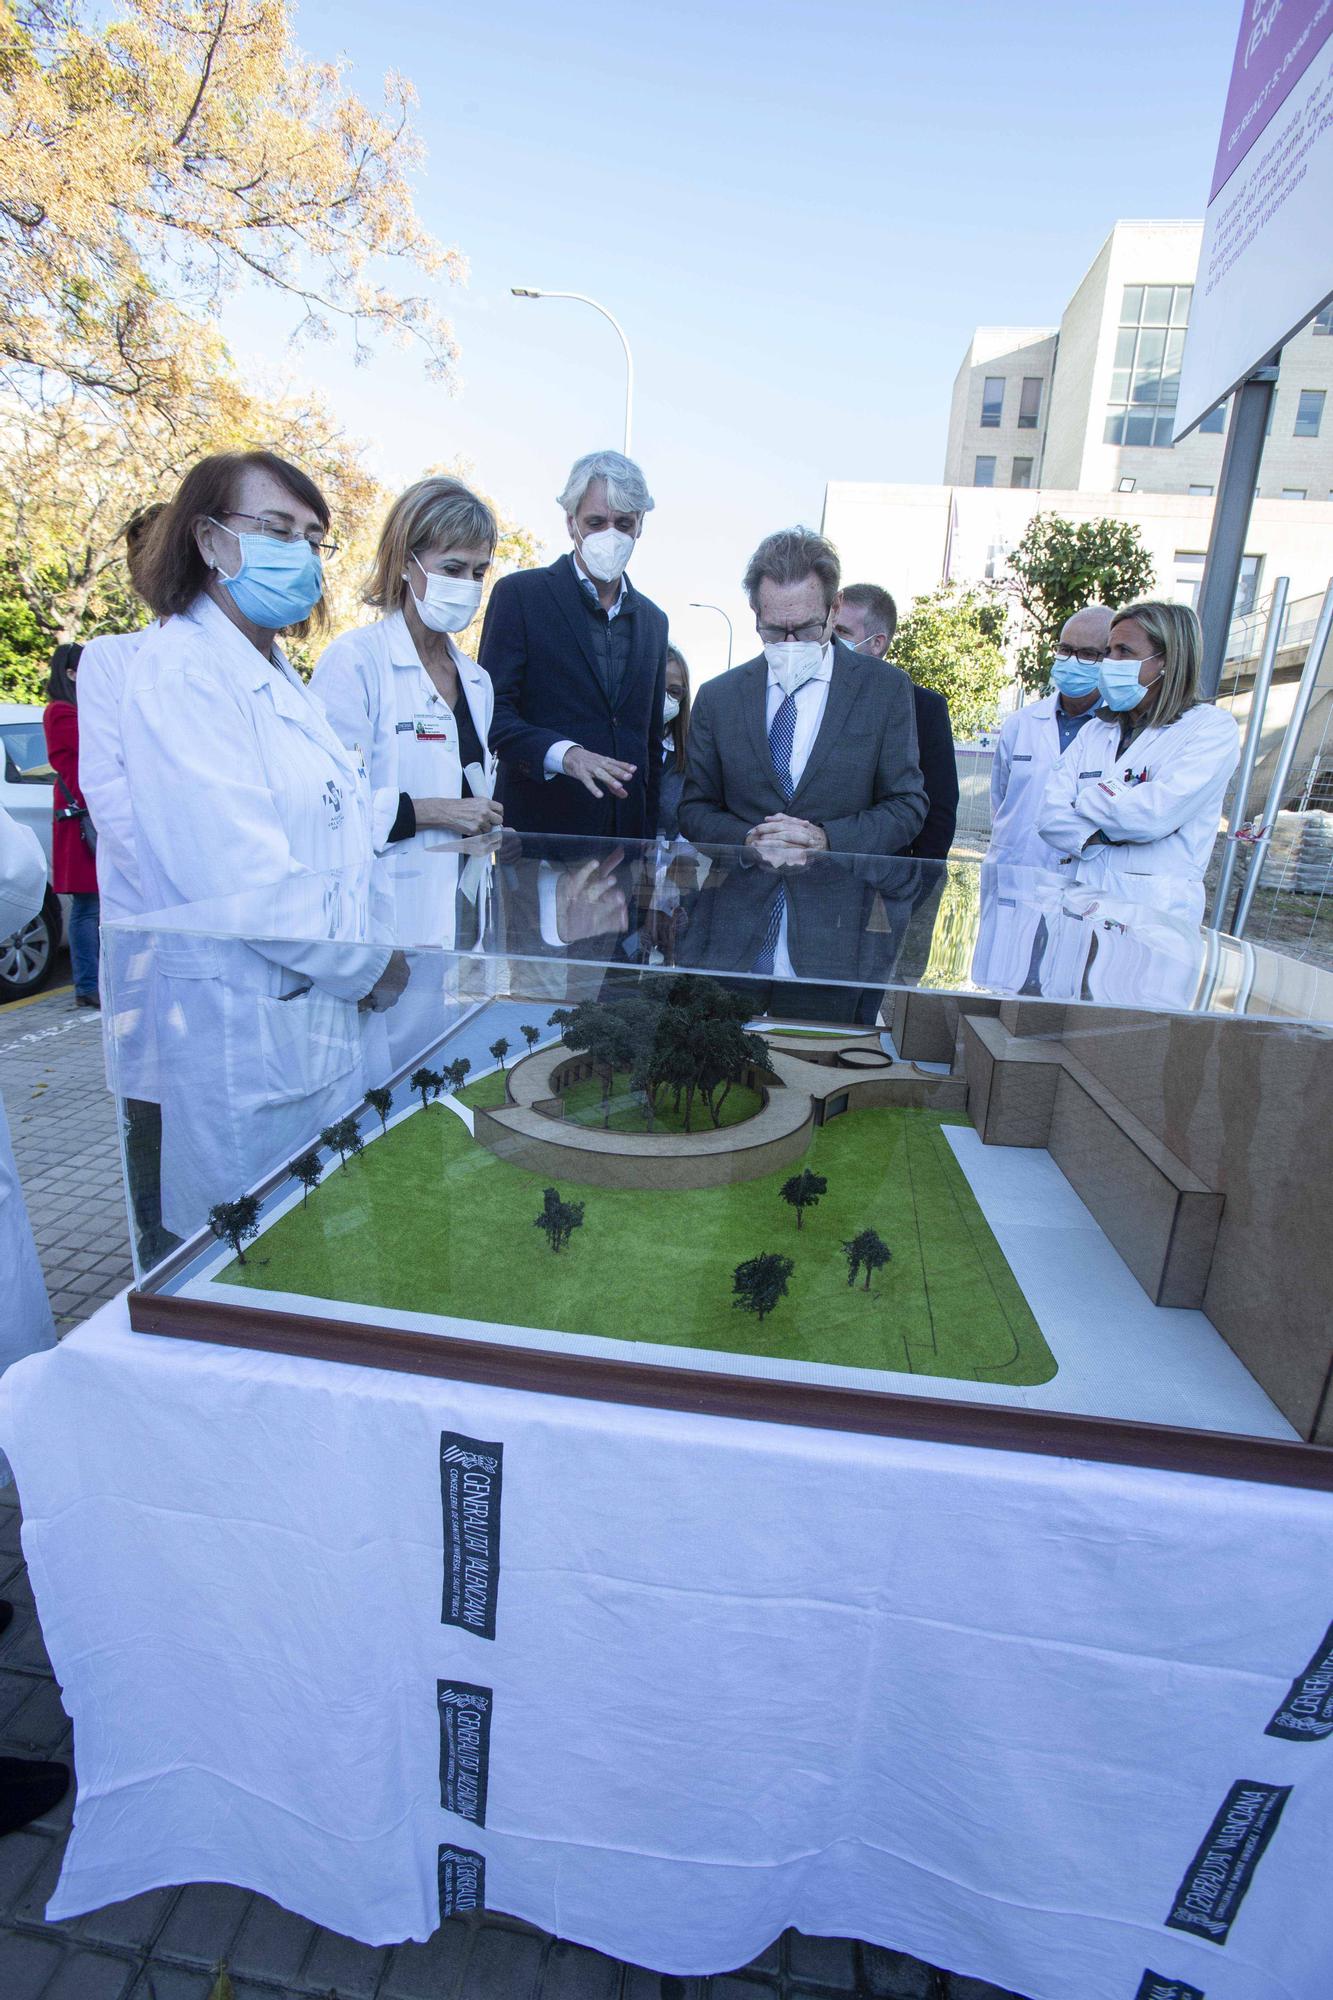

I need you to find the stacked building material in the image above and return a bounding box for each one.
[1259,810,1333,892]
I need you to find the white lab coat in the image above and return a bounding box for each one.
[78,624,158,1096]
[0,806,57,1477]
[118,594,394,1236]
[1038,702,1240,927]
[313,612,497,1073]
[987,693,1100,870]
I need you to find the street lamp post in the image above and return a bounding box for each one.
[511,288,634,455]
[689,601,734,671]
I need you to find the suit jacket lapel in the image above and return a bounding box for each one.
[543,554,609,704]
[790,652,860,809]
[740,659,774,800]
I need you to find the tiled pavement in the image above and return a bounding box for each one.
[0,983,1030,2000]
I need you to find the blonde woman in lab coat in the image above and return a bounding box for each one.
[312,476,502,1070]
[1038,600,1239,928]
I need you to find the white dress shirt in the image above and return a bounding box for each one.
[762,645,834,980]
[764,647,834,791]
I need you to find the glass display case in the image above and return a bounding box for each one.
[102,834,1333,1488]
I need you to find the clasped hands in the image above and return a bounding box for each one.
[745,814,828,867]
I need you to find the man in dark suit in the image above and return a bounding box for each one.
[833,583,959,860]
[679,527,926,861]
[479,450,669,839]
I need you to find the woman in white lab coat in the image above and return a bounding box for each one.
[1038,600,1240,927]
[117,450,453,1240]
[312,477,502,1070]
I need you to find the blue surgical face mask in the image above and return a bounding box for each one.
[1098,654,1163,713]
[1050,654,1101,699]
[211,524,324,629]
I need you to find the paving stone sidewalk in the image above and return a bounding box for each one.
[0,983,1030,2000]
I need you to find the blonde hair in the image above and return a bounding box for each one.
[363,477,497,612]
[1108,599,1204,730]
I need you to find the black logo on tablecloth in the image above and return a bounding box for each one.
[1136,1973,1205,1999]
[438,1842,485,1918]
[440,1432,502,1640]
[1164,1780,1290,1944]
[1265,1618,1333,1740]
[439,1680,492,1826]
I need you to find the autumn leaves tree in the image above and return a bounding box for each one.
[0,0,538,691]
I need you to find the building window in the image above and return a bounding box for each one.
[1188,484,1214,496]
[980,378,1004,428]
[1010,458,1033,489]
[1018,378,1043,430]
[1103,282,1194,447]
[1294,389,1326,438]
[973,456,996,487]
[1118,477,1136,492]
[1199,402,1227,435]
[1281,487,1308,500]
[1173,551,1260,614]
[1313,303,1333,334]
[1237,554,1261,614]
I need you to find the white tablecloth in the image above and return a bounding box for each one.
[1,1294,1332,2000]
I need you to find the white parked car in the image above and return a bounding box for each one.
[0,700,67,1001]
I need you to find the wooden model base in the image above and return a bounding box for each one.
[126,1289,1333,1493]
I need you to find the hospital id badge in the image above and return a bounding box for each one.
[413,709,455,744]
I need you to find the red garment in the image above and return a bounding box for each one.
[43,700,98,895]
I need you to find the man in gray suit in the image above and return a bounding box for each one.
[679,527,926,859]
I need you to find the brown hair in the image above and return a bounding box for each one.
[1107,600,1204,731]
[123,502,167,602]
[841,581,899,652]
[664,645,692,772]
[47,642,82,706]
[742,526,841,612]
[136,451,332,631]
[363,476,497,614]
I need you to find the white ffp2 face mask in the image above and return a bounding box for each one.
[661,692,681,726]
[407,557,484,634]
[764,641,825,696]
[575,526,636,582]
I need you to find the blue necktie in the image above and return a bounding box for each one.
[755,692,798,974]
[769,692,797,802]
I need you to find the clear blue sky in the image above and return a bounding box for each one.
[225,0,1242,681]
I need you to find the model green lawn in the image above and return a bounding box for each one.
[220,1098,1056,1385]
[456,1068,763,1134]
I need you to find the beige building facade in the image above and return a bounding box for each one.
[830,220,1333,626]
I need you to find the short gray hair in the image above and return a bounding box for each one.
[743,527,841,611]
[557,450,655,518]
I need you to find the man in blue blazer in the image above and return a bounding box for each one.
[479,450,669,839]
[834,582,959,860]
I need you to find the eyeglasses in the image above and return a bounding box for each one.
[215,512,339,557]
[756,619,827,644]
[1053,645,1106,666]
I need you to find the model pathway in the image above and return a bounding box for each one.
[0,981,1028,2000]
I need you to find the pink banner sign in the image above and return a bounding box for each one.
[1210,0,1333,201]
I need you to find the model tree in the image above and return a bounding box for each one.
[342,1121,366,1166]
[289,1148,322,1207]
[207,1193,262,1265]
[534,1185,585,1254]
[489,1036,511,1072]
[366,1086,393,1135]
[780,1168,827,1231]
[842,1229,892,1291]
[447,1056,472,1094]
[411,1066,442,1113]
[319,1121,350,1169]
[520,1023,541,1054]
[731,1252,794,1322]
